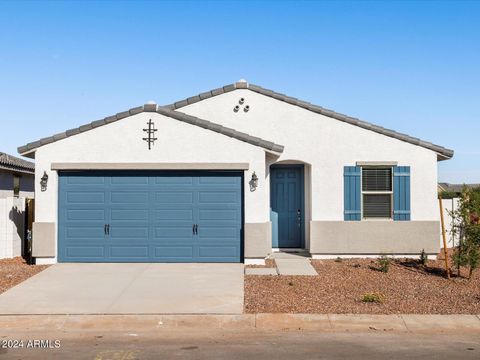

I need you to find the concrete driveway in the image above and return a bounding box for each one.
[0,263,244,315]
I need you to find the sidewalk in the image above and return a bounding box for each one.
[2,313,480,334]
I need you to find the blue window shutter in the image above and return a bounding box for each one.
[344,166,361,221]
[393,166,411,221]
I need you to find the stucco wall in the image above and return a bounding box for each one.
[180,89,439,222]
[0,197,26,259]
[33,112,269,262]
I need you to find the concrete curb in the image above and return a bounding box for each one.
[1,314,480,333]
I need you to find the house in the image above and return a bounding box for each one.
[0,152,34,199]
[438,183,479,248]
[438,182,480,196]
[0,152,34,259]
[17,81,454,265]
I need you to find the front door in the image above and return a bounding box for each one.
[270,165,304,248]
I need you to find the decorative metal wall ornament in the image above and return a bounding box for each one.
[142,119,158,150]
[249,171,259,192]
[233,98,250,113]
[40,171,49,192]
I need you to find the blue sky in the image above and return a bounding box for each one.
[0,0,478,183]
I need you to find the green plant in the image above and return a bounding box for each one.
[449,186,480,279]
[334,257,342,263]
[439,190,458,200]
[377,255,391,273]
[361,292,385,303]
[419,249,428,266]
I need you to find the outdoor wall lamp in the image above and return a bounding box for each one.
[40,171,49,192]
[249,171,259,192]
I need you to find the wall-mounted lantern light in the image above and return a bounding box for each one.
[249,171,259,192]
[40,171,49,192]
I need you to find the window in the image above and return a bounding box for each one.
[13,175,20,197]
[361,167,392,219]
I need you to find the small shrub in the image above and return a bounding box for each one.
[334,257,342,263]
[377,255,391,273]
[361,292,385,303]
[420,249,428,266]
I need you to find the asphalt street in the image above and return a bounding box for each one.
[1,329,479,360]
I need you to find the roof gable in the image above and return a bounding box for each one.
[18,105,284,156]
[167,82,454,160]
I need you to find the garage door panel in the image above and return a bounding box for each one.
[198,246,238,259]
[198,176,239,185]
[67,192,105,204]
[67,209,106,221]
[110,227,149,239]
[59,171,242,263]
[198,226,238,239]
[199,191,239,204]
[155,192,194,204]
[111,176,149,185]
[154,176,194,185]
[66,226,105,238]
[110,246,149,258]
[199,209,237,221]
[65,246,105,259]
[65,176,105,185]
[154,226,194,239]
[154,209,194,221]
[111,209,149,221]
[154,246,194,258]
[111,192,149,204]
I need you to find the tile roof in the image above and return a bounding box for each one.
[166,82,454,160]
[17,105,284,155]
[18,81,454,160]
[0,152,34,173]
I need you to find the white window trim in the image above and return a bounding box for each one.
[360,166,393,220]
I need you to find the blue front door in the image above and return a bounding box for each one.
[58,171,243,263]
[270,165,304,248]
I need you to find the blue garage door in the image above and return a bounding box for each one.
[58,171,243,263]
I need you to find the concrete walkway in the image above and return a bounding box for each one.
[271,252,317,275]
[0,263,244,315]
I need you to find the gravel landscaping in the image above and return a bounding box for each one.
[244,258,480,314]
[0,257,50,294]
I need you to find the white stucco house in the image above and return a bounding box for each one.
[18,81,453,265]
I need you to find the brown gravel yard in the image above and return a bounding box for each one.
[0,257,50,294]
[244,258,480,314]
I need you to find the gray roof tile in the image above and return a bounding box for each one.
[18,82,453,159]
[0,151,34,173]
[182,82,451,159]
[18,104,285,155]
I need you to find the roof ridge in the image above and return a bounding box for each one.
[17,104,284,155]
[166,82,453,160]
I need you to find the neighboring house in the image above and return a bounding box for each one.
[0,152,34,259]
[438,182,480,196]
[18,81,454,265]
[438,183,480,248]
[0,152,35,199]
